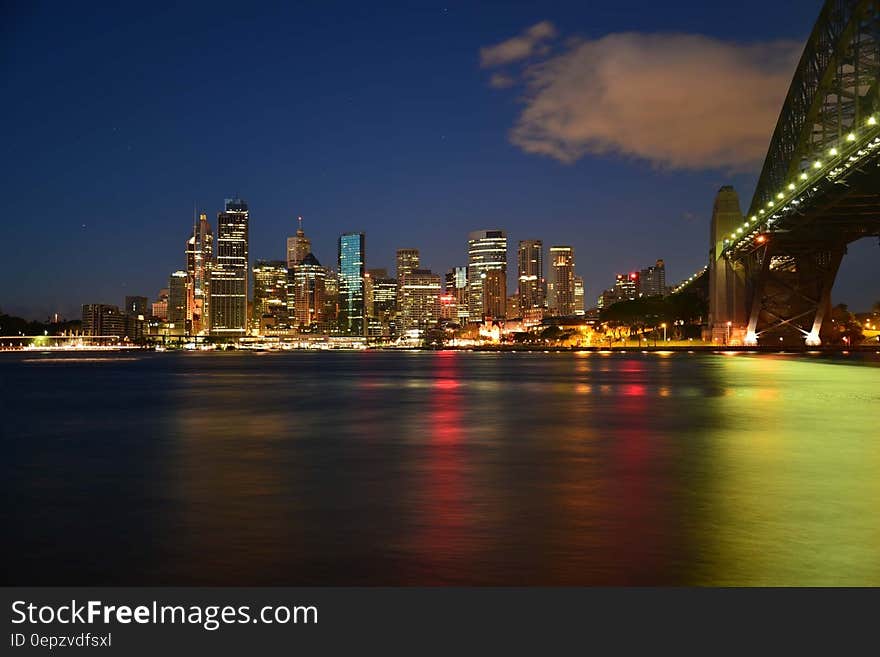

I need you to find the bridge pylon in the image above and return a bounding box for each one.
[707,186,748,345]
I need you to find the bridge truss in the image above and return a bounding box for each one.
[721,0,880,344]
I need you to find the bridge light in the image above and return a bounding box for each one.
[756,235,767,244]
[759,209,765,214]
[788,183,796,191]
[846,132,856,142]
[868,115,877,126]
[737,227,744,234]
[767,201,774,207]
[829,147,838,156]
[800,172,808,180]
[750,215,757,222]
[777,192,784,199]
[813,160,822,169]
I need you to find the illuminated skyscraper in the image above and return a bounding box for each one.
[446,266,469,323]
[252,260,289,330]
[290,253,326,330]
[399,269,442,331]
[517,240,544,311]
[396,248,419,314]
[168,271,188,328]
[396,249,420,282]
[210,198,249,337]
[548,246,575,316]
[186,211,213,335]
[615,272,639,301]
[467,230,507,321]
[323,268,339,328]
[640,259,667,297]
[286,216,311,269]
[369,270,397,335]
[338,232,366,336]
[574,276,585,315]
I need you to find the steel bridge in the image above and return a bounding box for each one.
[707,0,880,345]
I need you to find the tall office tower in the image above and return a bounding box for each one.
[396,249,420,282]
[81,304,125,337]
[289,253,326,330]
[252,260,289,330]
[338,232,366,336]
[286,216,311,269]
[124,296,148,318]
[323,268,339,328]
[210,198,249,337]
[548,246,575,316]
[399,269,442,331]
[573,276,585,315]
[639,259,667,297]
[395,248,420,312]
[186,212,214,335]
[168,271,188,329]
[446,266,469,323]
[370,274,397,331]
[467,230,507,321]
[363,270,375,319]
[517,240,544,311]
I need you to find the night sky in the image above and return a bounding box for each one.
[3,0,876,319]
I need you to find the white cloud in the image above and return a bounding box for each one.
[488,72,516,89]
[487,30,801,170]
[479,21,557,68]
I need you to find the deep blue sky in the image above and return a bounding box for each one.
[3,0,876,319]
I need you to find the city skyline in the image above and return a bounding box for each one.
[6,1,877,321]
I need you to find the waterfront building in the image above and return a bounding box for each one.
[252,260,289,330]
[548,246,575,316]
[399,268,442,331]
[168,271,188,329]
[517,240,544,312]
[186,211,213,335]
[467,230,507,322]
[210,198,249,337]
[81,304,125,337]
[286,216,311,269]
[338,232,366,336]
[639,259,667,297]
[290,253,326,331]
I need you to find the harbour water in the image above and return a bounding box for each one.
[3,350,879,585]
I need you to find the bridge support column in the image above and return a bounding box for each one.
[740,243,845,346]
[804,245,844,346]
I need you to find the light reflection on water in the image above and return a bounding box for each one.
[2,350,879,585]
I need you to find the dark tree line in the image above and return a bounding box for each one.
[599,293,706,338]
[0,312,82,336]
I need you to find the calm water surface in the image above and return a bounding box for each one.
[2,350,879,585]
